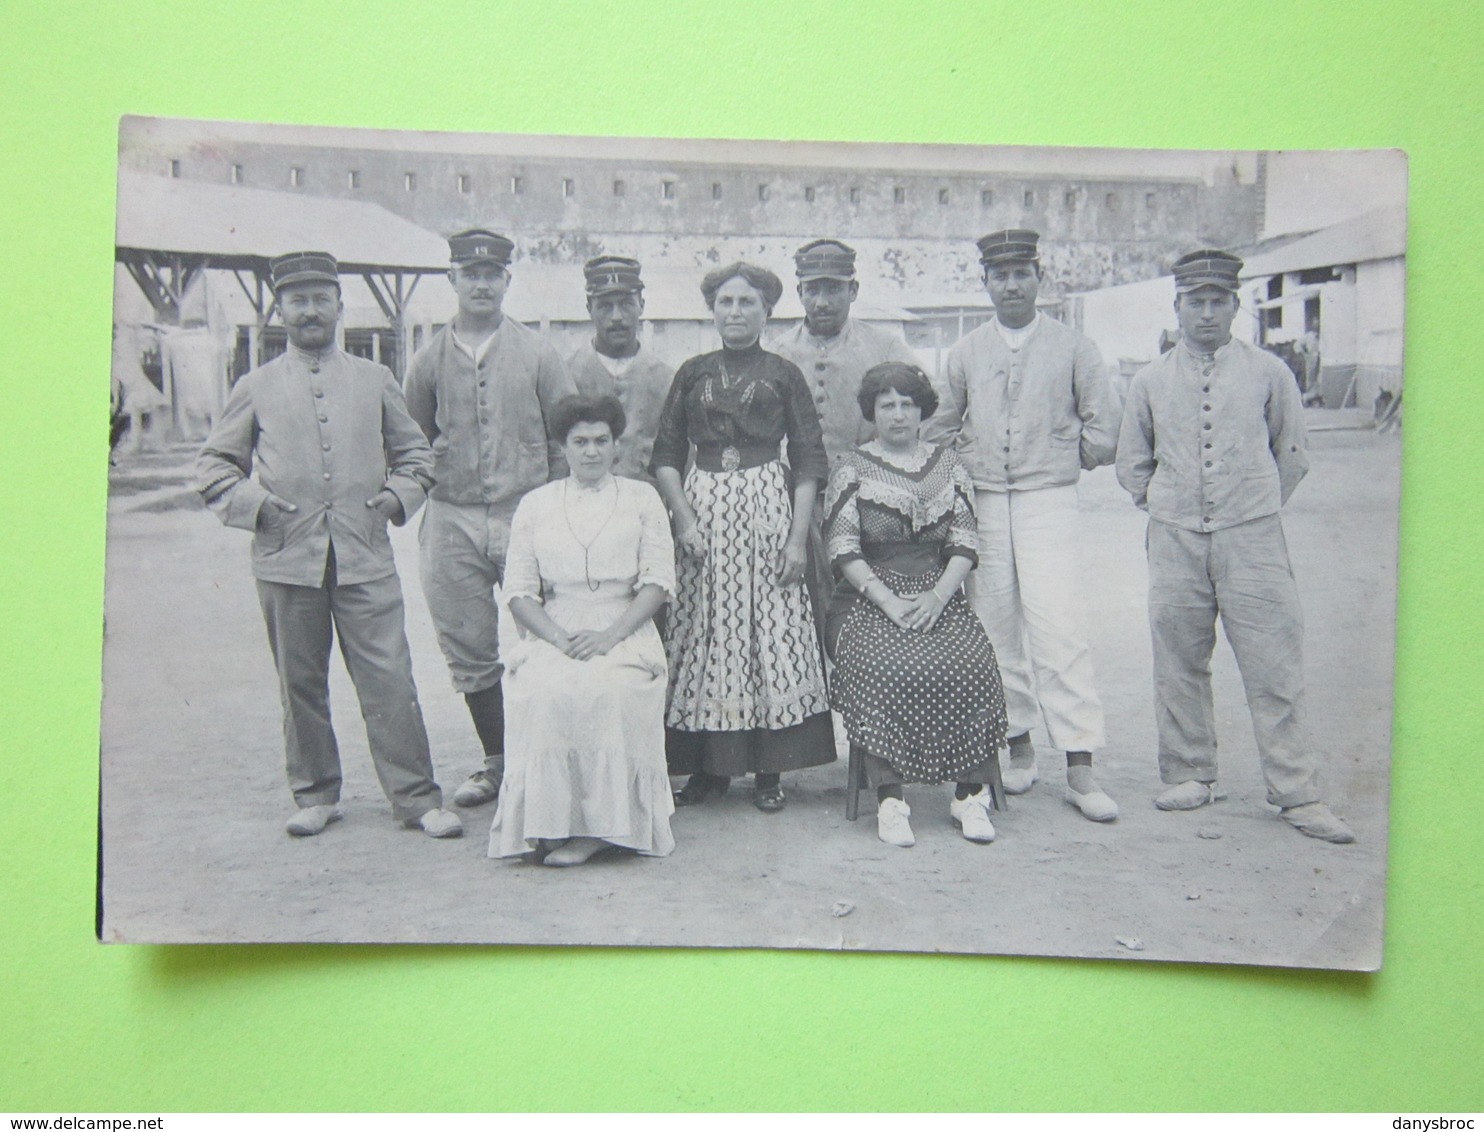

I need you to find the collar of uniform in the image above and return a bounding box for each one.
[287,342,339,367]
[994,310,1041,346]
[1177,335,1237,366]
[451,322,500,364]
[804,317,853,349]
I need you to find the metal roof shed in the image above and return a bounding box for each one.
[114,170,450,370]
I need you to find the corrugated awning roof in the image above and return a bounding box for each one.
[1241,205,1406,278]
[114,169,450,274]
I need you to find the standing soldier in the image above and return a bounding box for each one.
[772,239,919,629]
[1116,250,1354,842]
[771,239,919,465]
[923,229,1121,822]
[404,229,577,810]
[197,251,461,839]
[565,256,674,481]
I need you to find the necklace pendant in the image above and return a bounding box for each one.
[721,445,741,472]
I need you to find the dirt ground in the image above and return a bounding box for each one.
[99,427,1399,968]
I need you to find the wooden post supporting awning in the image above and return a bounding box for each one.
[114,171,455,378]
[116,249,211,325]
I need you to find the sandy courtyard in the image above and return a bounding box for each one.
[99,428,1399,969]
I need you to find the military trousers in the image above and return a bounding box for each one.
[1146,514,1320,808]
[969,484,1106,753]
[256,557,442,821]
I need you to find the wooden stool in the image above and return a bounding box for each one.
[845,743,1007,820]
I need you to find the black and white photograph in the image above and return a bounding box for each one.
[101,116,1405,968]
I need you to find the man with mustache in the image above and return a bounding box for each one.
[923,229,1121,823]
[197,251,461,839]
[771,239,919,633]
[771,239,919,466]
[564,256,673,481]
[1116,250,1354,842]
[404,229,577,810]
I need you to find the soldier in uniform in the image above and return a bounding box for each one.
[923,229,1121,823]
[565,256,674,481]
[771,239,919,633]
[1116,250,1354,842]
[197,251,461,839]
[404,229,577,810]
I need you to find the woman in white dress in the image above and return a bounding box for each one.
[488,394,677,866]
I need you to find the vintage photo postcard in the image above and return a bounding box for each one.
[101,117,1404,967]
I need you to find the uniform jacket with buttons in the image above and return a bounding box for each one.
[403,317,576,506]
[566,342,674,481]
[1116,335,1309,533]
[921,314,1118,492]
[196,345,434,587]
[770,317,919,466]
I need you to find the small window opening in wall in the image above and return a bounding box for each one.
[169,159,181,178]
[1065,190,1077,208]
[712,182,723,200]
[511,176,523,194]
[231,164,243,184]
[562,178,574,198]
[1106,192,1118,209]
[758,183,770,202]
[804,186,816,203]
[404,172,416,191]
[1146,191,1157,209]
[1023,189,1035,207]
[849,186,861,204]
[893,186,906,204]
[457,174,470,194]
[939,188,950,205]
[290,167,304,187]
[981,188,993,206]
[614,179,625,197]
[662,180,675,200]
[347,170,360,189]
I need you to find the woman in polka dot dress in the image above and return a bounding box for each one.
[823,362,1009,847]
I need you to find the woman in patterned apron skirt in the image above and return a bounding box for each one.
[823,363,1009,847]
[649,262,835,813]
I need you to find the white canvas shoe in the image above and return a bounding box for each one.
[410,808,464,839]
[949,790,996,843]
[285,804,342,837]
[876,797,915,848]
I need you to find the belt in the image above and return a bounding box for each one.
[693,442,779,473]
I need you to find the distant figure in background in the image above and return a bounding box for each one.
[771,238,919,630]
[110,323,168,458]
[923,229,1121,823]
[565,256,674,481]
[404,229,577,812]
[196,251,461,840]
[650,262,836,814]
[1116,249,1354,843]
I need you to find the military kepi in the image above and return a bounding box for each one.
[448,228,515,267]
[977,228,1040,266]
[1172,249,1243,293]
[269,251,339,291]
[584,255,644,296]
[794,239,857,280]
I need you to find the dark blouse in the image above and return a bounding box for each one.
[648,342,830,486]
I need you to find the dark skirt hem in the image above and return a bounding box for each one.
[665,712,837,776]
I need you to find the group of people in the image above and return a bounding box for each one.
[197,223,1355,870]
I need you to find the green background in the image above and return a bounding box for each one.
[3,0,1480,1112]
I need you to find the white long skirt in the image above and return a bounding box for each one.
[488,592,675,858]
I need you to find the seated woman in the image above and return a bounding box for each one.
[823,362,1009,847]
[489,393,677,867]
